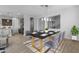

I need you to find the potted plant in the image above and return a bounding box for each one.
[45,28,48,33]
[71,25,79,40]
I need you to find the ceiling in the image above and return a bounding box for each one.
[0,5,76,17]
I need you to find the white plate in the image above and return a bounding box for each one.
[32,32,37,34]
[40,34,48,36]
[49,32,53,34]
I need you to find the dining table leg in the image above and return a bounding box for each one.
[32,36,35,48]
[39,39,43,52]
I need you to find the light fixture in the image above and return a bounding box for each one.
[41,17,51,21]
[41,5,48,8]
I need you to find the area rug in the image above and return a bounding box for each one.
[24,38,54,53]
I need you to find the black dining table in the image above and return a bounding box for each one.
[30,31,59,52]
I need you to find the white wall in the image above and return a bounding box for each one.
[48,7,79,39]
[24,15,30,35]
[60,7,78,39]
[34,17,38,31]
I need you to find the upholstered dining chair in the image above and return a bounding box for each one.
[0,46,5,53]
[0,38,6,53]
[44,32,65,53]
[0,37,9,53]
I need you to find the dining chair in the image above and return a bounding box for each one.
[44,32,65,53]
[44,33,60,52]
[0,38,6,53]
[0,47,5,53]
[55,32,65,52]
[0,35,9,53]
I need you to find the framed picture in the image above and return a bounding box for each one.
[2,19,12,26]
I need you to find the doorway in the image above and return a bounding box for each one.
[30,17,34,32]
[19,18,24,34]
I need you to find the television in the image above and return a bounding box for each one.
[2,19,12,26]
